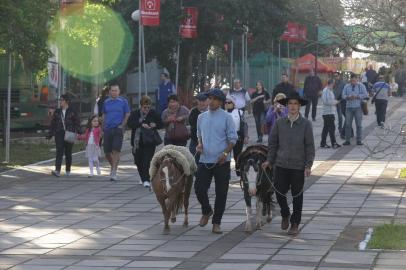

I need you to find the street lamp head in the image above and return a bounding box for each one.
[131,10,140,22]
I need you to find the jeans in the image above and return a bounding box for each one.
[55,130,73,172]
[274,166,305,225]
[233,139,244,174]
[189,139,200,164]
[374,99,388,125]
[321,114,337,145]
[345,107,363,142]
[253,112,265,139]
[304,96,318,120]
[336,103,343,133]
[194,162,231,225]
[133,143,156,183]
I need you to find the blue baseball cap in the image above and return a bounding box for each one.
[207,89,226,102]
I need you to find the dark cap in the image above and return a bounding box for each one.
[195,92,208,101]
[278,92,308,106]
[207,89,226,102]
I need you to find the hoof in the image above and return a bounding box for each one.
[256,224,262,230]
[183,221,189,227]
[266,216,273,223]
[171,217,176,223]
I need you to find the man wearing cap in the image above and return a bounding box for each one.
[195,89,238,234]
[262,92,315,235]
[157,72,176,113]
[189,92,209,162]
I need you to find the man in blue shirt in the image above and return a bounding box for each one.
[102,84,130,181]
[195,89,238,234]
[157,72,176,113]
[342,74,368,146]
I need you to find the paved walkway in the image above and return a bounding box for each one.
[1,98,406,270]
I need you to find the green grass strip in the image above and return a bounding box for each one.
[368,224,406,250]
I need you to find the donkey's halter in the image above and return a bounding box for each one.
[158,156,186,194]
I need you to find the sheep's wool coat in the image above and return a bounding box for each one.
[149,145,197,179]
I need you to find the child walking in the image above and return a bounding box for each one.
[78,116,102,177]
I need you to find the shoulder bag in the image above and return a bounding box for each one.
[371,83,386,104]
[141,127,162,146]
[61,111,76,143]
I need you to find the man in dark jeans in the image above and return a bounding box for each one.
[333,72,345,135]
[195,89,238,234]
[262,92,315,235]
[304,69,323,121]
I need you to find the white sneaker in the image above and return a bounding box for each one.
[110,174,118,181]
[143,181,151,188]
[96,168,101,176]
[65,171,71,176]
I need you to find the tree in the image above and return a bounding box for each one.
[316,0,406,57]
[0,0,57,72]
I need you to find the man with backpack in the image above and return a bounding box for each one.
[227,79,251,111]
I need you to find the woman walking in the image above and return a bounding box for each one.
[321,79,341,148]
[225,96,248,176]
[128,96,163,188]
[162,94,190,146]
[47,94,80,177]
[250,81,270,143]
[371,75,391,128]
[77,116,102,177]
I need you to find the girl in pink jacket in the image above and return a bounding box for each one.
[78,116,102,177]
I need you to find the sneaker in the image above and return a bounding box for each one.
[357,141,363,146]
[320,144,331,148]
[256,138,263,143]
[51,170,60,177]
[65,171,71,177]
[199,210,213,227]
[139,180,143,185]
[281,215,290,230]
[143,181,151,188]
[312,118,316,122]
[343,141,350,146]
[110,175,117,181]
[332,143,341,149]
[212,224,223,234]
[287,223,299,235]
[88,174,93,178]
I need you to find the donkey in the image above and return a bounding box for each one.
[150,146,196,233]
[237,145,274,232]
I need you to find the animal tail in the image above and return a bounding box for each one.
[174,192,184,215]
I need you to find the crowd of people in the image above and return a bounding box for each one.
[45,66,396,235]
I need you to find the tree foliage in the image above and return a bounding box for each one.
[317,0,406,57]
[0,0,57,71]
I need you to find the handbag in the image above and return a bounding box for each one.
[61,111,76,143]
[141,127,162,146]
[167,122,190,142]
[361,100,368,115]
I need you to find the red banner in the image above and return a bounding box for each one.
[180,7,199,39]
[60,0,84,16]
[281,22,307,43]
[140,0,160,26]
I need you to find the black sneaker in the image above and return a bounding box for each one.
[357,141,363,146]
[320,144,331,148]
[332,143,341,149]
[343,141,350,146]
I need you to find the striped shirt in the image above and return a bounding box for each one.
[342,83,368,108]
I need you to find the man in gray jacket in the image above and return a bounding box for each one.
[262,92,315,235]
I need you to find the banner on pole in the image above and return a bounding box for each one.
[140,0,160,26]
[48,62,59,88]
[60,0,84,16]
[280,22,307,43]
[180,7,199,39]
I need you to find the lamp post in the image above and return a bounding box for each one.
[131,9,147,101]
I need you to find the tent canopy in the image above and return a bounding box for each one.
[291,54,335,73]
